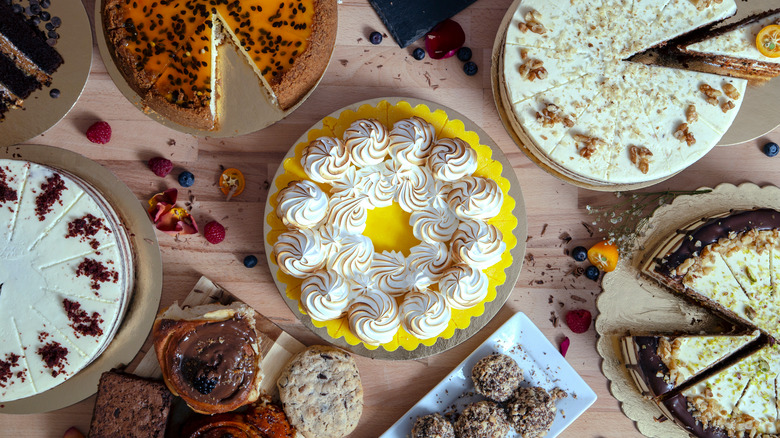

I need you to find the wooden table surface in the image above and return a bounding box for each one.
[3,0,780,436]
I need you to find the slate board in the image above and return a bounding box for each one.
[368,0,478,48]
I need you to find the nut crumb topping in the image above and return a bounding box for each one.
[689,0,724,11]
[519,58,547,81]
[629,145,653,174]
[674,123,696,146]
[686,105,698,123]
[721,100,735,113]
[723,83,740,100]
[518,9,546,34]
[699,83,722,106]
[536,104,574,128]
[573,134,605,159]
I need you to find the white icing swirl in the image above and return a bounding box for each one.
[329,166,364,199]
[411,202,459,243]
[356,165,395,208]
[384,160,433,213]
[302,137,352,183]
[317,224,342,260]
[301,270,353,321]
[327,232,374,279]
[370,251,412,297]
[428,137,478,181]
[326,195,369,234]
[400,288,451,339]
[447,176,503,220]
[450,220,506,269]
[344,119,390,167]
[389,117,436,166]
[348,290,400,346]
[438,264,489,309]
[273,228,326,278]
[407,241,452,287]
[276,180,329,229]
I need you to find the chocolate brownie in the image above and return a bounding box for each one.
[88,370,174,438]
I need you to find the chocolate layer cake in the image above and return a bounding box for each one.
[88,370,174,438]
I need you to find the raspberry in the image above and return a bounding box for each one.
[148,157,173,177]
[85,121,111,144]
[565,309,592,334]
[203,221,225,244]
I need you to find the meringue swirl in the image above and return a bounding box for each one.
[400,288,451,339]
[348,290,400,346]
[273,228,327,278]
[428,137,478,181]
[389,117,436,166]
[370,250,412,297]
[349,274,381,296]
[327,232,374,279]
[276,180,329,229]
[344,119,390,167]
[384,161,433,213]
[329,166,364,200]
[301,270,353,321]
[438,264,489,309]
[447,176,503,220]
[411,202,459,243]
[450,220,506,269]
[356,165,395,208]
[407,241,452,287]
[317,224,342,260]
[327,195,369,234]
[302,136,352,183]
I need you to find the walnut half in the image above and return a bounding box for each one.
[723,83,740,100]
[674,123,696,146]
[518,9,547,34]
[699,83,722,106]
[686,104,698,123]
[519,58,547,81]
[573,134,604,159]
[629,145,653,174]
[535,103,574,128]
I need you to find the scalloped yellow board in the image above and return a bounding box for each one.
[266,100,518,351]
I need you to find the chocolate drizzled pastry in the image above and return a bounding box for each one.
[182,398,296,438]
[153,302,264,414]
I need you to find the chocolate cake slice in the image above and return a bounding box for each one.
[0,51,41,100]
[88,370,174,438]
[0,2,64,75]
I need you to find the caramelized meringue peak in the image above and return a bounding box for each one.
[301,270,353,321]
[447,176,503,220]
[348,290,400,346]
[401,288,451,339]
[274,228,327,278]
[428,137,478,182]
[344,119,390,167]
[302,136,352,183]
[276,180,329,229]
[408,241,452,287]
[438,264,489,310]
[370,250,412,297]
[450,220,506,269]
[389,116,436,166]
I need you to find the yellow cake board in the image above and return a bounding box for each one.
[263,97,528,360]
[596,183,780,437]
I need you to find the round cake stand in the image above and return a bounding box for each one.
[263,96,528,360]
[0,145,162,414]
[0,0,92,147]
[595,182,780,437]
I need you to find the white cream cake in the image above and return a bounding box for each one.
[0,160,134,402]
[687,11,780,67]
[502,0,747,185]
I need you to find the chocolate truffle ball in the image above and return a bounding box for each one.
[454,401,511,438]
[505,386,567,438]
[471,353,523,402]
[411,412,455,438]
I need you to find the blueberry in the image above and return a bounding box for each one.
[463,61,478,76]
[572,246,588,262]
[49,88,60,98]
[192,376,217,395]
[243,255,258,268]
[177,170,195,187]
[39,11,50,21]
[369,31,382,45]
[412,47,425,60]
[40,0,50,8]
[585,265,600,281]
[457,47,472,62]
[763,142,779,157]
[50,16,61,27]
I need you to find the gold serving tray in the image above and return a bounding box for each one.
[94,0,337,137]
[596,182,780,437]
[0,0,92,147]
[0,144,162,414]
[262,97,528,360]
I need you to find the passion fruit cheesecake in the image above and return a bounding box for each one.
[103,0,337,130]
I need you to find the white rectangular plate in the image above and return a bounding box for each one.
[381,312,597,438]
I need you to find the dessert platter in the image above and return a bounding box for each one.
[0,0,93,147]
[381,312,597,438]
[491,0,780,190]
[263,97,528,359]
[596,183,780,437]
[95,0,337,136]
[0,144,161,414]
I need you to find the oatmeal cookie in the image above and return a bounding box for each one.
[454,401,512,438]
[471,353,523,402]
[411,412,455,438]
[505,386,567,438]
[276,345,363,438]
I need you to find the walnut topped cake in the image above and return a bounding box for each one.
[0,159,134,402]
[500,0,749,186]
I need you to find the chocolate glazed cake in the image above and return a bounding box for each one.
[0,1,64,119]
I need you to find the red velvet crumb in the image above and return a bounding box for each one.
[66,214,109,249]
[37,342,68,377]
[0,353,20,387]
[63,299,104,337]
[76,258,118,292]
[0,167,18,204]
[35,173,66,221]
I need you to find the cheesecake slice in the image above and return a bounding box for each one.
[622,332,760,399]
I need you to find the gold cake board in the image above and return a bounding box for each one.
[0,144,162,414]
[595,182,780,437]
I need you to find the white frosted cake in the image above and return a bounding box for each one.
[501,0,748,185]
[0,160,134,402]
